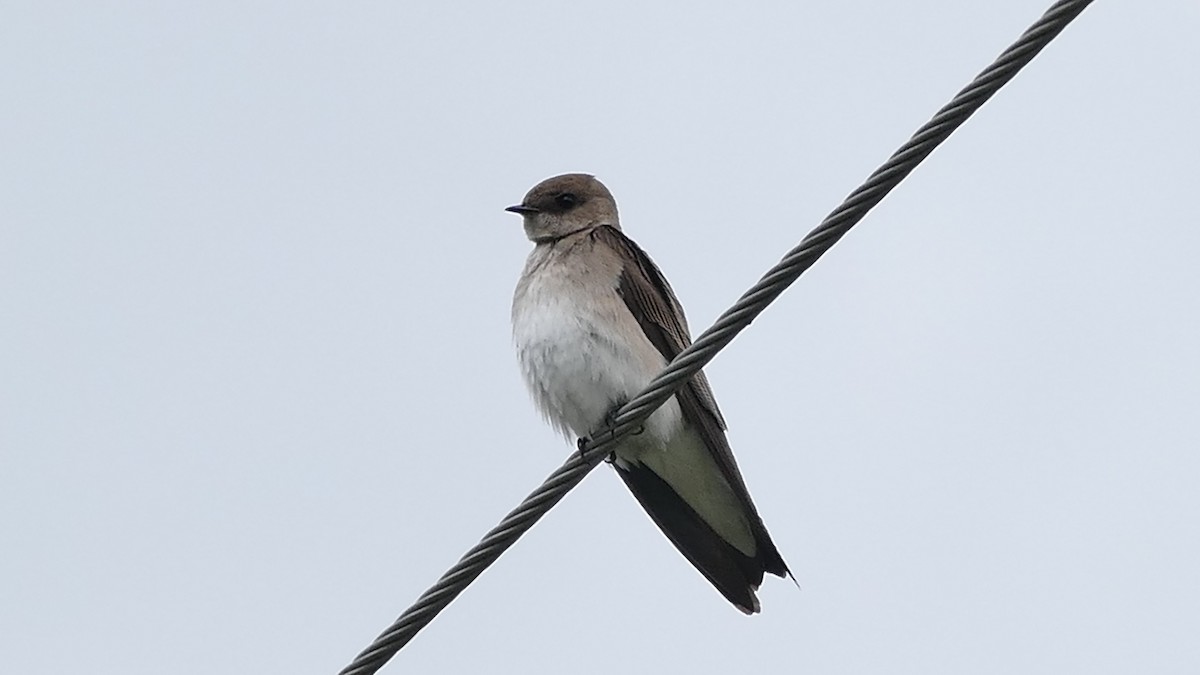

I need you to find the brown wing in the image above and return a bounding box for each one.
[589,226,789,585]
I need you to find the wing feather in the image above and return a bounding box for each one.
[590,225,788,579]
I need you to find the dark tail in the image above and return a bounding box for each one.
[614,462,789,614]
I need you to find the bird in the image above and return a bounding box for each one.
[507,173,789,613]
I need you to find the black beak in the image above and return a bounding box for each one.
[505,204,539,215]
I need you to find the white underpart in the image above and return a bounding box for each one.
[512,242,756,556]
[512,249,682,443]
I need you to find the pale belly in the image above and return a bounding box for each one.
[512,281,682,446]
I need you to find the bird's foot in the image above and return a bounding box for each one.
[603,403,623,433]
[604,401,646,439]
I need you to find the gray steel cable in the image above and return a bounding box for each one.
[339,1,1093,672]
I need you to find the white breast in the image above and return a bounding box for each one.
[512,245,682,445]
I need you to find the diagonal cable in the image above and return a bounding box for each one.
[338,1,1094,672]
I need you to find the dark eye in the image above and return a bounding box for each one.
[554,193,579,210]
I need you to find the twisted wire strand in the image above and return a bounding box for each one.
[339,1,1093,672]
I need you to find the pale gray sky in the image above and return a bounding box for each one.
[3,2,1199,673]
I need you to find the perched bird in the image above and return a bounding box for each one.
[507,173,789,613]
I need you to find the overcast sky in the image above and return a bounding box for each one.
[3,2,1199,673]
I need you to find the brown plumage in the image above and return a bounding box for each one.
[509,173,790,613]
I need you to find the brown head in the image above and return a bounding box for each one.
[505,173,621,243]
